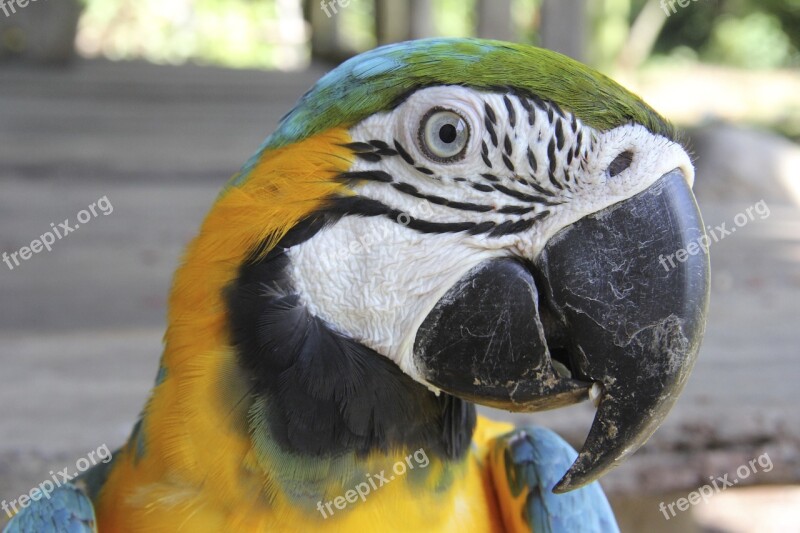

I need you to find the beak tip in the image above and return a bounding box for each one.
[552,464,594,494]
[551,453,605,494]
[552,475,574,494]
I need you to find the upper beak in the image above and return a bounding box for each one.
[413,168,710,492]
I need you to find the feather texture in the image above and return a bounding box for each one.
[489,427,620,533]
[3,484,96,533]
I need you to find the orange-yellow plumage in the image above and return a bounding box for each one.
[95,129,356,530]
[91,128,516,532]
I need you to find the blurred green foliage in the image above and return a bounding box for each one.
[330,0,376,52]
[707,12,793,68]
[77,0,307,69]
[434,0,476,37]
[76,0,800,70]
[654,0,800,68]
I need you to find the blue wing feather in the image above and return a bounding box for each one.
[2,483,96,533]
[496,426,620,533]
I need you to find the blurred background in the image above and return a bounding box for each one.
[1,0,799,531]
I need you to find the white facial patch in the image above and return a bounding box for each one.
[286,85,694,386]
[288,217,503,382]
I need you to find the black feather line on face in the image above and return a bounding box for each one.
[529,93,547,112]
[328,196,554,238]
[489,218,537,237]
[555,120,565,151]
[485,116,498,147]
[498,205,536,215]
[525,179,557,198]
[481,140,493,168]
[226,222,477,460]
[526,147,538,174]
[356,152,384,163]
[502,154,515,172]
[492,184,562,206]
[550,101,567,119]
[393,139,416,166]
[519,97,536,126]
[548,170,564,190]
[484,102,498,125]
[547,139,557,173]
[343,142,375,152]
[336,170,394,184]
[503,95,516,128]
[369,139,391,150]
[391,182,494,213]
[472,183,494,193]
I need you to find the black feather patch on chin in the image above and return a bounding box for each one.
[225,219,476,460]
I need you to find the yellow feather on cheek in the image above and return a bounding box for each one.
[185,128,355,268]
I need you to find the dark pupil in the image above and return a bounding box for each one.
[439,123,458,144]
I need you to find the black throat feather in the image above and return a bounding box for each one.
[224,215,476,461]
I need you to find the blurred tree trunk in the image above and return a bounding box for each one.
[476,0,513,41]
[375,0,434,44]
[0,0,82,63]
[275,0,309,69]
[307,0,351,62]
[540,0,588,61]
[615,0,668,70]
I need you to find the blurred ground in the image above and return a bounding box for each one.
[1,59,799,531]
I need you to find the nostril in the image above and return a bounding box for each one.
[608,150,634,177]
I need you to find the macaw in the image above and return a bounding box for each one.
[4,38,709,533]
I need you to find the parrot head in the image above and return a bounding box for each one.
[212,39,709,494]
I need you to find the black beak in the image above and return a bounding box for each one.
[413,169,710,492]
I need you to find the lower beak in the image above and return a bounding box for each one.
[413,169,710,492]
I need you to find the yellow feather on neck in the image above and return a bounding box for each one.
[95,128,354,529]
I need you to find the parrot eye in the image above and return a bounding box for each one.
[418,108,471,163]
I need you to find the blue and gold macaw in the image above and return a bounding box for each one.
[5,38,709,532]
